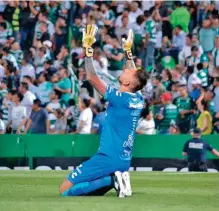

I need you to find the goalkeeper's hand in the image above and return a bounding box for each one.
[82,24,98,57]
[122,29,134,60]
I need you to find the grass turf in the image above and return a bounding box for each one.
[0,171,218,211]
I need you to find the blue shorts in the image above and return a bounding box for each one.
[68,153,130,185]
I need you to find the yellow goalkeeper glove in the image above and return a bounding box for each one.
[122,29,134,60]
[82,24,98,57]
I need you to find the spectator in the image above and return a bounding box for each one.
[65,99,79,133]
[171,25,186,62]
[75,98,93,134]
[78,67,94,98]
[106,36,124,78]
[196,63,208,88]
[152,75,166,106]
[52,108,66,134]
[0,78,7,104]
[1,88,13,129]
[197,100,212,135]
[10,41,23,67]
[34,11,55,47]
[55,16,68,54]
[143,10,156,69]
[54,67,71,106]
[186,46,201,73]
[46,90,61,133]
[98,3,115,28]
[189,78,202,102]
[93,48,108,74]
[19,82,36,117]
[38,22,50,43]
[136,107,155,135]
[187,66,198,93]
[129,2,143,24]
[71,16,83,44]
[9,92,27,134]
[115,9,131,28]
[170,1,190,33]
[20,56,36,81]
[91,104,105,134]
[24,99,49,134]
[155,92,178,134]
[0,112,5,134]
[173,85,194,134]
[0,22,10,45]
[212,37,219,67]
[213,77,219,116]
[22,75,40,99]
[169,123,180,135]
[2,46,18,70]
[115,16,130,43]
[199,19,216,53]
[37,72,53,106]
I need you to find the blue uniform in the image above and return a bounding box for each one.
[183,138,213,163]
[92,112,105,134]
[183,138,213,172]
[68,86,144,184]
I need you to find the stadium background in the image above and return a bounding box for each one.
[0,1,219,166]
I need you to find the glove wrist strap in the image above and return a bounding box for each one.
[125,50,133,60]
[85,47,93,57]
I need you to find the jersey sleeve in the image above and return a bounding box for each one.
[205,142,213,151]
[92,116,100,130]
[104,85,124,107]
[183,141,189,153]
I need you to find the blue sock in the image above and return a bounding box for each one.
[61,176,113,196]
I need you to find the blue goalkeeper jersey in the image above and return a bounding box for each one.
[98,86,144,161]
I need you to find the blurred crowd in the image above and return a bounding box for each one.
[0,0,219,135]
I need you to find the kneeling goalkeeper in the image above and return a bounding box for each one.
[59,25,148,197]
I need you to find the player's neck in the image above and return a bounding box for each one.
[119,86,133,93]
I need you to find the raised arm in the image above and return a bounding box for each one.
[83,25,107,96]
[122,29,137,70]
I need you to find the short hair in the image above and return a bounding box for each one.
[144,10,152,18]
[53,90,61,99]
[191,46,198,52]
[8,90,16,95]
[187,66,194,74]
[33,99,41,106]
[68,99,75,106]
[140,106,150,118]
[82,98,91,108]
[20,82,29,90]
[40,72,49,81]
[39,47,46,54]
[155,75,162,82]
[197,63,203,70]
[2,47,10,54]
[187,34,193,40]
[44,59,53,65]
[175,25,182,30]
[215,77,219,82]
[40,11,49,18]
[133,69,148,92]
[14,92,23,102]
[136,15,145,25]
[0,22,7,29]
[174,1,182,7]
[23,75,32,82]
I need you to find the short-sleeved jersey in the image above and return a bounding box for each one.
[183,138,213,163]
[98,86,144,161]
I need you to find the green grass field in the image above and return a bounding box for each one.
[0,171,218,211]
